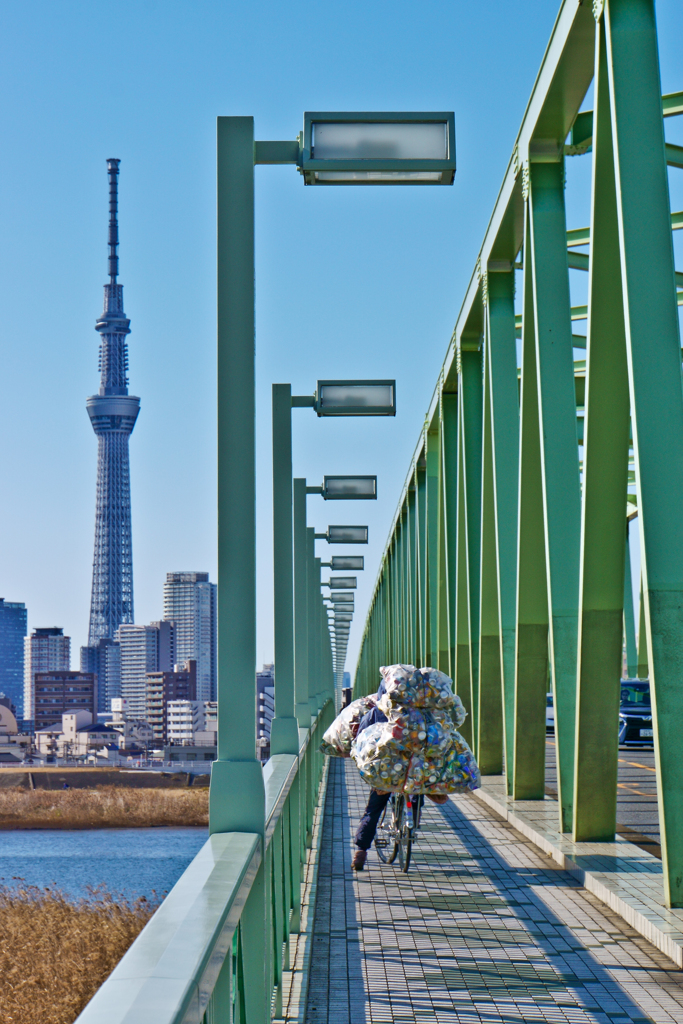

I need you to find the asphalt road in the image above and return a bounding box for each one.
[544,737,660,856]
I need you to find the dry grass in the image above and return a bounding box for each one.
[0,785,208,829]
[0,885,158,1024]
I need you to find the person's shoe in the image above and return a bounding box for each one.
[352,849,367,871]
[427,793,449,804]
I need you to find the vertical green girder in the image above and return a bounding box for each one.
[573,16,630,842]
[442,392,459,679]
[479,339,505,770]
[459,351,484,751]
[426,426,441,667]
[605,0,683,906]
[454,401,474,747]
[513,210,549,802]
[529,158,581,833]
[397,513,407,663]
[406,484,417,662]
[436,398,451,674]
[477,330,504,774]
[416,465,428,665]
[486,271,519,792]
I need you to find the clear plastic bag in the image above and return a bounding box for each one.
[378,664,457,712]
[319,695,376,757]
[350,704,480,795]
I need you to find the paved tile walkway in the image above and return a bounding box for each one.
[305,759,683,1024]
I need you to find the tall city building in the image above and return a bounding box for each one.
[116,621,174,719]
[81,637,121,714]
[145,659,196,744]
[0,600,27,720]
[256,664,274,763]
[86,158,140,647]
[163,573,217,701]
[33,671,95,732]
[24,628,71,723]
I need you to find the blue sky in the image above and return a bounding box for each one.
[0,0,681,673]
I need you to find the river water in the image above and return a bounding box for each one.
[0,828,208,901]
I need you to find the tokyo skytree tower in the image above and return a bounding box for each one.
[86,159,140,645]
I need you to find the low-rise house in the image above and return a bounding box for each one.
[35,711,119,758]
[167,699,217,746]
[109,697,154,750]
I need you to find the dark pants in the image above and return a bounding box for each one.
[355,789,392,850]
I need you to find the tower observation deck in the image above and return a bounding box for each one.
[86,159,139,645]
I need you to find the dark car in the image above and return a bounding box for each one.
[619,680,653,746]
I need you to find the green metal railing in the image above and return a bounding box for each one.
[355,0,683,907]
[75,706,333,1024]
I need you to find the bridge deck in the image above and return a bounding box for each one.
[304,760,683,1024]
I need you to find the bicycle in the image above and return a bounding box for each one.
[374,792,424,872]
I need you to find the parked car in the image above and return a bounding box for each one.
[546,693,554,732]
[619,679,652,746]
[544,683,651,746]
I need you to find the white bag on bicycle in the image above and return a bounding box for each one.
[319,695,376,757]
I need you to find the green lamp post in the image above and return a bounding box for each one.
[212,112,454,1014]
[270,383,391,755]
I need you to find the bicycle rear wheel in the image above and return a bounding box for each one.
[399,795,423,873]
[374,799,399,864]
[393,796,411,872]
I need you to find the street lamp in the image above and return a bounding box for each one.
[272,374,390,749]
[315,380,395,416]
[322,577,356,590]
[271,378,387,750]
[316,525,369,544]
[323,556,364,570]
[315,476,377,500]
[301,112,456,185]
[296,469,377,717]
[331,592,354,604]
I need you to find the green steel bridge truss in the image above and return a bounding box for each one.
[355,0,683,908]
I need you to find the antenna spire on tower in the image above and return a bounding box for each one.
[106,158,120,283]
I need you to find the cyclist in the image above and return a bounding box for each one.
[351,678,447,871]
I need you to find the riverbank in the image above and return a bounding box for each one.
[0,785,208,829]
[0,767,209,790]
[0,885,156,1024]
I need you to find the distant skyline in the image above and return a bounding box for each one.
[0,1,680,675]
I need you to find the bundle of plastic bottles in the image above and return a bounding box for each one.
[377,663,459,714]
[319,695,377,757]
[350,665,480,795]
